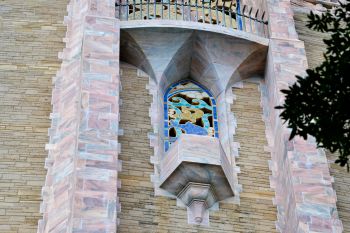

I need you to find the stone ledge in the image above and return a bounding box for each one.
[159,134,235,225]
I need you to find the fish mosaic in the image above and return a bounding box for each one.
[164,80,218,151]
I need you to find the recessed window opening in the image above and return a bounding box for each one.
[164,80,218,151]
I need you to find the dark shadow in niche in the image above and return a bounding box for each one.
[120,30,156,79]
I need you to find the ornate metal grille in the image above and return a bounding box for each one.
[115,0,268,37]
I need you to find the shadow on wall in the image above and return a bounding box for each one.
[120,27,268,97]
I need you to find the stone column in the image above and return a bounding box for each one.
[263,0,343,232]
[38,0,121,232]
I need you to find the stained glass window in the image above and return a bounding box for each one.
[164,80,218,151]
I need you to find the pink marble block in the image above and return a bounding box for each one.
[73,13,120,233]
[263,0,343,232]
[38,0,121,232]
[87,0,116,18]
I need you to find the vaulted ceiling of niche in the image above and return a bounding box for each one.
[120,27,268,97]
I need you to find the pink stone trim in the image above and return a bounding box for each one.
[38,0,121,232]
[261,1,343,232]
[220,87,242,204]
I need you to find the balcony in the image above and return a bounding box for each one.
[115,0,268,38]
[159,134,235,225]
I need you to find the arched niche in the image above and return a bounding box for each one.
[164,80,219,151]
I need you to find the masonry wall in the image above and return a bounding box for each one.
[293,11,328,69]
[117,63,277,232]
[326,151,350,233]
[1,1,347,232]
[0,1,68,232]
[293,10,350,232]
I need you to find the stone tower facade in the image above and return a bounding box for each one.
[0,0,349,232]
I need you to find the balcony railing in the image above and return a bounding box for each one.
[115,0,269,38]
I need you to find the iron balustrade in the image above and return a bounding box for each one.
[115,0,269,38]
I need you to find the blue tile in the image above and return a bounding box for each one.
[214,123,219,131]
[163,80,220,149]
